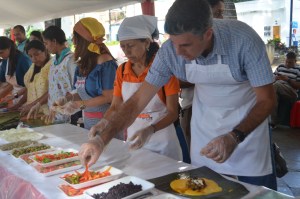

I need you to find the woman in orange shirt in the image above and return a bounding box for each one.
[89,15,182,160]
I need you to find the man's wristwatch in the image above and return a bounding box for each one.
[14,93,19,99]
[232,129,247,143]
[79,100,86,110]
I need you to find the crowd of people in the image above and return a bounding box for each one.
[1,0,300,192]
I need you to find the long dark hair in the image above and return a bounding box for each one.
[0,36,22,77]
[26,40,50,82]
[73,31,116,76]
[139,39,159,66]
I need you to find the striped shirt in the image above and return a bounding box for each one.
[274,64,300,91]
[145,19,274,88]
[274,64,300,82]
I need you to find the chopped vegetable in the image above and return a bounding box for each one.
[34,160,81,173]
[62,166,112,184]
[59,184,91,196]
[33,151,78,163]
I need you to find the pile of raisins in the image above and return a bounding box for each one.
[92,181,142,199]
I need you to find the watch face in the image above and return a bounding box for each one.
[80,104,86,110]
[232,129,246,143]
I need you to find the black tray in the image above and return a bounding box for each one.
[148,166,249,199]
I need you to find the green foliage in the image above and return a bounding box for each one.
[4,28,11,37]
[267,38,286,51]
[105,40,119,46]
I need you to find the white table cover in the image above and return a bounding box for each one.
[0,124,294,199]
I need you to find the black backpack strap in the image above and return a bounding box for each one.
[121,62,126,78]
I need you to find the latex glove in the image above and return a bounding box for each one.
[88,118,109,139]
[61,101,81,115]
[79,135,105,167]
[54,96,68,106]
[2,95,14,103]
[200,132,238,163]
[128,125,155,150]
[26,102,41,120]
[41,109,56,124]
[20,103,33,117]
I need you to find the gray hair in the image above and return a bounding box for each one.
[165,0,213,36]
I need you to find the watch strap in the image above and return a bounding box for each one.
[79,100,86,110]
[232,128,247,143]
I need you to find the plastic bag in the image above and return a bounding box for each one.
[273,142,288,178]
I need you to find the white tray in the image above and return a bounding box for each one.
[29,148,79,167]
[19,148,59,164]
[33,160,82,177]
[0,128,44,142]
[57,184,91,198]
[60,166,123,189]
[83,176,155,199]
[0,140,38,152]
[11,143,52,158]
[148,193,181,199]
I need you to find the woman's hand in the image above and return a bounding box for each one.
[128,125,155,150]
[61,101,81,115]
[1,95,14,103]
[41,109,56,124]
[26,102,41,119]
[20,103,35,117]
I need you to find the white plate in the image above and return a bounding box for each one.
[33,160,82,177]
[84,176,155,199]
[148,193,182,199]
[60,166,123,189]
[57,183,90,198]
[0,140,37,152]
[29,148,79,167]
[19,148,58,164]
[11,143,52,158]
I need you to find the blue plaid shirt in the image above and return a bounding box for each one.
[146,19,274,88]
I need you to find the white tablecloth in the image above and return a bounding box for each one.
[0,124,295,199]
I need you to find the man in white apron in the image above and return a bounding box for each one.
[79,0,276,190]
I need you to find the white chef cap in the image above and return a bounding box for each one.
[118,15,158,42]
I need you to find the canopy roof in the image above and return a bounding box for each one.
[0,0,138,28]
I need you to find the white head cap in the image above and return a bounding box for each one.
[118,15,158,42]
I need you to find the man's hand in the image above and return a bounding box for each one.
[79,135,105,167]
[200,132,238,163]
[88,119,109,139]
[275,74,288,81]
[128,126,155,150]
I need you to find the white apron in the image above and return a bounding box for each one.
[186,55,272,176]
[75,76,109,130]
[5,59,24,104]
[122,81,182,161]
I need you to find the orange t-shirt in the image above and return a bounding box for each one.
[113,61,179,104]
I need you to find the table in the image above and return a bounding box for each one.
[0,124,295,199]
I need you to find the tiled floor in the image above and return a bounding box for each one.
[273,125,300,198]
